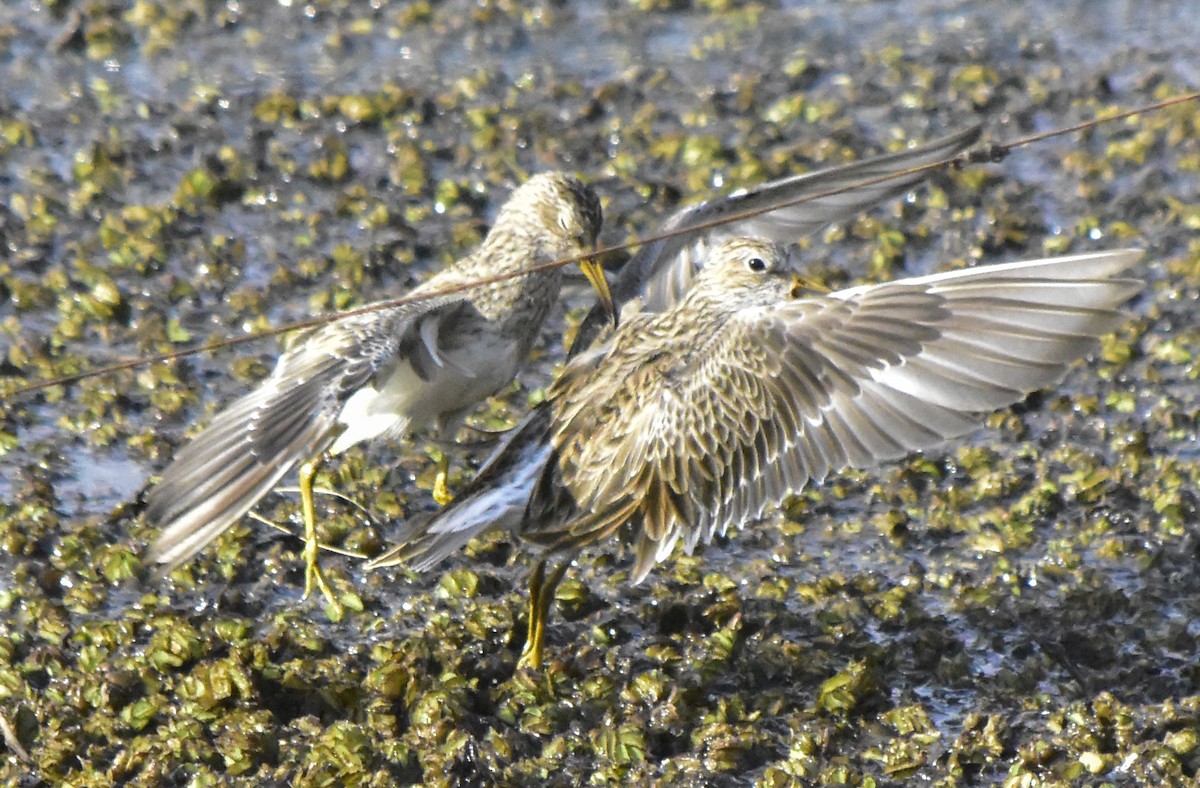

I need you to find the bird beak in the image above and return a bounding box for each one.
[789,274,830,299]
[580,257,617,326]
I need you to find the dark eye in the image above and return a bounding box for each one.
[747,257,766,272]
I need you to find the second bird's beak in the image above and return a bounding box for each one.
[580,257,617,327]
[789,273,831,299]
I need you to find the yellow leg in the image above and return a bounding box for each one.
[431,451,453,506]
[298,456,339,610]
[516,558,570,671]
[519,560,546,669]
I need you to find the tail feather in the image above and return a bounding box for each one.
[367,405,555,571]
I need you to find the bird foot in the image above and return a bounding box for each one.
[432,467,454,506]
[515,641,543,672]
[301,545,343,617]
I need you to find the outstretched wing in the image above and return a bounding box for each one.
[570,125,982,355]
[554,250,1142,582]
[143,292,467,574]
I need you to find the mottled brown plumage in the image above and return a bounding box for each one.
[144,172,609,606]
[370,238,1142,667]
[569,125,982,356]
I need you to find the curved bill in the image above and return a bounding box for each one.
[579,257,617,326]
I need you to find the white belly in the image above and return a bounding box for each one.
[329,334,522,454]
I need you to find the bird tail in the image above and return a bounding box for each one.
[143,370,340,575]
[367,405,555,572]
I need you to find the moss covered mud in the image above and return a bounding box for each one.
[2,1,1199,785]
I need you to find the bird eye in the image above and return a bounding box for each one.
[747,257,767,272]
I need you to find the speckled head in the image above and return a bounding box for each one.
[488,171,611,317]
[688,237,794,309]
[497,171,603,258]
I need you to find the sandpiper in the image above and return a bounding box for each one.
[369,237,1142,668]
[144,172,612,608]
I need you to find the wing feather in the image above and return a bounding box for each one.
[144,294,466,573]
[630,126,984,313]
[548,249,1141,581]
[569,126,983,356]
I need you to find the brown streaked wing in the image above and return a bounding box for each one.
[554,249,1142,583]
[144,293,468,572]
[569,126,983,356]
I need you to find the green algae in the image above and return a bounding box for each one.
[1,0,1199,785]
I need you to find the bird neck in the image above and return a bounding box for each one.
[675,284,742,320]
[450,233,562,325]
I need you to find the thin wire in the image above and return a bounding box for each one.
[7,90,1198,398]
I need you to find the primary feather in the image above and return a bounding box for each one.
[145,172,603,575]
[373,240,1142,586]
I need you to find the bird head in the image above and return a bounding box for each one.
[500,171,612,319]
[690,237,826,309]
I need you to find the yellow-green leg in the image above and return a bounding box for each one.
[298,456,339,610]
[431,450,453,506]
[516,558,571,671]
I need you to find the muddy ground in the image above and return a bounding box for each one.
[1,1,1199,785]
